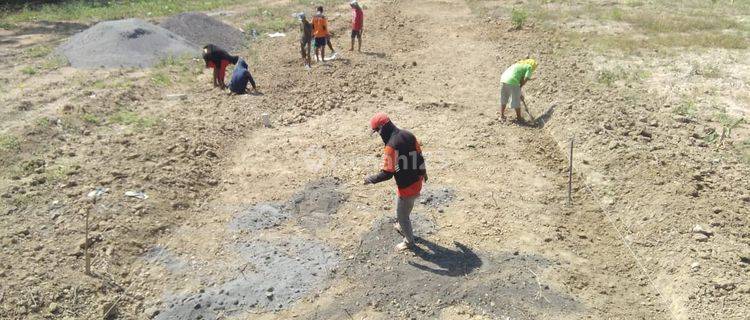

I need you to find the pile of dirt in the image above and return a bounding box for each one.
[56,18,198,68]
[161,12,246,51]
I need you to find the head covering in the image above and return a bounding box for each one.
[350,1,359,7]
[369,113,390,131]
[518,58,538,72]
[297,12,306,20]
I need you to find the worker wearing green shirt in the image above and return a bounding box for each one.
[500,59,537,122]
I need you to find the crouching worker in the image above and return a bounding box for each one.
[202,44,239,89]
[500,58,538,122]
[229,58,257,94]
[364,113,428,252]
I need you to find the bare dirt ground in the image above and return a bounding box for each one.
[0,0,748,319]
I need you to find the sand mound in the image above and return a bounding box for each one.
[161,12,246,51]
[57,18,199,68]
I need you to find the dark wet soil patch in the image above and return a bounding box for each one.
[153,179,345,319]
[312,218,581,319]
[228,178,346,232]
[155,236,339,320]
[419,186,455,209]
[142,245,186,272]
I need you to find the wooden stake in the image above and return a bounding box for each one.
[84,202,92,275]
[567,138,574,207]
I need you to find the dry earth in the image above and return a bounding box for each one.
[0,0,748,319]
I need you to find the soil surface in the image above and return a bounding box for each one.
[0,0,748,319]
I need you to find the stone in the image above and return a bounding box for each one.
[693,233,709,242]
[48,302,60,314]
[165,94,187,101]
[691,224,713,236]
[144,307,160,318]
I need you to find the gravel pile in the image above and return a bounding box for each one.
[161,12,246,51]
[57,18,199,68]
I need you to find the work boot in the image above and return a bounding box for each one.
[395,241,413,252]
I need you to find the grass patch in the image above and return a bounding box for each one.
[35,117,50,129]
[674,100,697,117]
[109,110,159,128]
[149,71,171,86]
[715,110,745,137]
[23,45,52,58]
[20,66,37,75]
[245,6,298,34]
[692,63,721,78]
[0,0,257,24]
[596,67,650,86]
[81,113,100,125]
[41,55,67,70]
[511,8,528,30]
[0,134,21,152]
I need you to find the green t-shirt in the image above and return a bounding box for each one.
[500,63,533,85]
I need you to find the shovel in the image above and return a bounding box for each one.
[521,95,536,124]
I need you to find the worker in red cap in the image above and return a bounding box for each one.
[364,113,428,252]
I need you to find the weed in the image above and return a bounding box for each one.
[0,134,20,152]
[109,111,159,128]
[81,113,100,125]
[24,45,52,58]
[674,100,697,117]
[511,8,528,30]
[41,55,67,70]
[20,66,36,75]
[150,72,171,86]
[35,117,50,129]
[715,111,745,137]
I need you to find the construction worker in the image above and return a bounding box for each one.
[298,13,313,69]
[202,44,239,89]
[312,6,336,62]
[500,58,537,122]
[228,58,257,94]
[364,113,428,252]
[349,1,364,52]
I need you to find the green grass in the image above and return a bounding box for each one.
[150,71,171,86]
[674,100,698,117]
[81,113,100,125]
[109,110,159,128]
[20,66,36,75]
[35,117,50,129]
[596,66,651,86]
[692,63,721,78]
[245,5,299,34]
[511,8,528,30]
[23,45,52,58]
[0,134,20,152]
[0,0,256,24]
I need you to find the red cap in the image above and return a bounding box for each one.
[369,113,390,131]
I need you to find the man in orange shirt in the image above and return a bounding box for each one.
[312,6,332,62]
[364,113,428,252]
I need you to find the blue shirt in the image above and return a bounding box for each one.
[229,59,250,94]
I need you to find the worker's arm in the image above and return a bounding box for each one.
[364,146,396,184]
[246,71,257,90]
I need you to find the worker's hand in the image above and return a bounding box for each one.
[423,174,429,183]
[363,177,372,185]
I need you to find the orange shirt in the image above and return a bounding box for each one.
[312,15,329,38]
[382,145,424,198]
